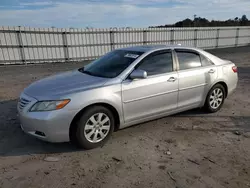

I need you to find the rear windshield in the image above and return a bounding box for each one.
[80,50,144,78]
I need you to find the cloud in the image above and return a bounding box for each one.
[0,0,249,28]
[20,2,54,6]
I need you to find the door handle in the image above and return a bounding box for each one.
[208,69,215,73]
[167,77,177,82]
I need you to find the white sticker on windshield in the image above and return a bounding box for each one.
[124,54,139,59]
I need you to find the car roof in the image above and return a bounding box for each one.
[119,44,198,53]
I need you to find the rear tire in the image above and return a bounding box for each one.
[74,106,114,149]
[204,84,225,113]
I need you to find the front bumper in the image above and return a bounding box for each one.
[17,93,76,143]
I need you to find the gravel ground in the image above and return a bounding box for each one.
[0,46,250,188]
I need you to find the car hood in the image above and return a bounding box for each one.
[24,70,109,98]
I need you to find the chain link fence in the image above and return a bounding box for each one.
[0,26,250,65]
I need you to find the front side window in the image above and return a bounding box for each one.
[176,51,202,70]
[136,51,173,76]
[80,50,143,78]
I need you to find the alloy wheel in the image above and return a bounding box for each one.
[209,88,223,109]
[84,113,111,143]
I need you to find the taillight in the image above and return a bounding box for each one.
[232,66,237,73]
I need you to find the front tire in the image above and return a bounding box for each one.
[204,84,225,113]
[74,106,114,149]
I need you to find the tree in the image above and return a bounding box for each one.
[149,15,250,28]
[240,15,248,25]
[241,15,248,21]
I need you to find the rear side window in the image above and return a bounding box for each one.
[200,55,214,66]
[176,51,202,70]
[136,52,173,76]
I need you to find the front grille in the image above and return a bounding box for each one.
[19,97,31,110]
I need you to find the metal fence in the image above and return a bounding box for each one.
[0,26,250,65]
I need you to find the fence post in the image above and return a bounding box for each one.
[170,29,174,44]
[194,29,198,47]
[249,28,250,45]
[235,28,240,47]
[110,30,114,50]
[62,31,69,61]
[216,28,220,48]
[143,30,147,45]
[16,27,26,64]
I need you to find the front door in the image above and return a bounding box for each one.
[122,50,178,123]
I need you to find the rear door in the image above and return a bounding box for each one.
[175,49,218,108]
[122,50,178,123]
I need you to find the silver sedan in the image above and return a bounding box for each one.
[18,45,238,149]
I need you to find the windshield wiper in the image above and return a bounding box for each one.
[78,68,95,76]
[78,68,109,78]
[78,67,84,73]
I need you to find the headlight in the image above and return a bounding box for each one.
[30,99,70,112]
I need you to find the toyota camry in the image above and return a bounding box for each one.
[18,45,238,149]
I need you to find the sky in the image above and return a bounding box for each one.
[0,0,249,28]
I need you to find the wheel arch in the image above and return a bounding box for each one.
[207,80,228,98]
[69,102,121,142]
[203,81,228,112]
[207,79,228,97]
[216,81,228,98]
[201,80,228,107]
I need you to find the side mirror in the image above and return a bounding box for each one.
[130,69,147,79]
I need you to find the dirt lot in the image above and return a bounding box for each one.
[0,46,250,188]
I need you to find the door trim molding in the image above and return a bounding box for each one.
[179,83,208,91]
[123,89,178,104]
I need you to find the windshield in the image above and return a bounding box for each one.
[80,50,144,78]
